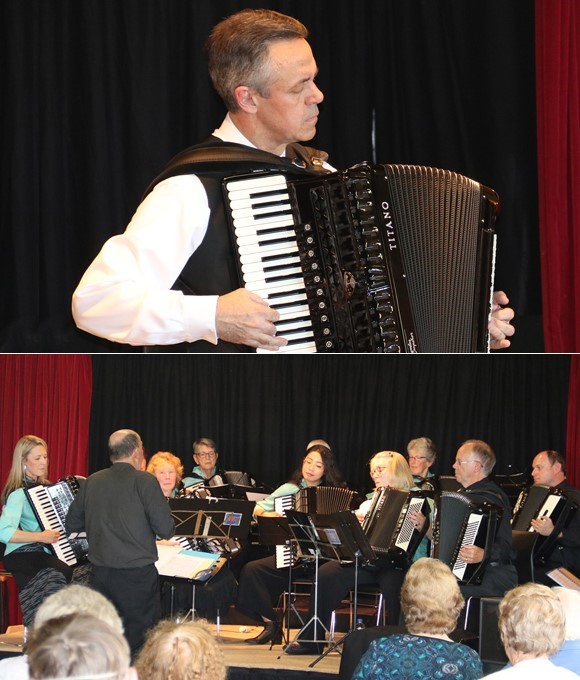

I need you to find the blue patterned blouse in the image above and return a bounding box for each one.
[352,634,483,679]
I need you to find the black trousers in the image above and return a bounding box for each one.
[3,549,73,589]
[90,563,160,659]
[458,563,518,629]
[236,554,316,623]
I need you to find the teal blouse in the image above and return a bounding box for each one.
[0,488,49,557]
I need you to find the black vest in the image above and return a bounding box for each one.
[144,137,329,353]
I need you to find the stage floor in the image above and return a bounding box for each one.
[218,624,340,675]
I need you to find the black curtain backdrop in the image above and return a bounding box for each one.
[88,355,569,495]
[1,0,540,351]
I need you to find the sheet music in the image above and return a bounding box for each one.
[547,567,580,592]
[155,545,218,580]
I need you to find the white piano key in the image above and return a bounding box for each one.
[239,246,300,264]
[231,202,292,219]
[265,291,309,306]
[233,214,294,230]
[236,230,297,247]
[276,318,313,333]
[243,266,304,286]
[277,303,311,319]
[229,193,290,210]
[241,255,300,275]
[258,341,317,354]
[226,174,288,193]
[248,281,305,298]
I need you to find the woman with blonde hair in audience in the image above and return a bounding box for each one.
[27,612,134,679]
[135,619,226,680]
[352,557,483,679]
[484,582,578,678]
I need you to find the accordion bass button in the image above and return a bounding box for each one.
[385,343,401,353]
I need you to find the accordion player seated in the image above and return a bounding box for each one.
[512,481,580,583]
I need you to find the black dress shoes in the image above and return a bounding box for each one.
[285,641,320,655]
[244,620,282,645]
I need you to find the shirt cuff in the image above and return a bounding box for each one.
[182,295,219,345]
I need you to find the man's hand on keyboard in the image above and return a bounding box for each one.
[216,288,288,350]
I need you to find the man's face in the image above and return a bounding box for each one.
[193,444,218,476]
[531,451,559,486]
[452,444,483,488]
[253,38,324,153]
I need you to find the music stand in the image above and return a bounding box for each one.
[303,511,376,668]
[166,498,254,620]
[256,516,303,646]
[279,510,376,662]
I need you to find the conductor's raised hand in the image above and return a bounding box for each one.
[216,288,288,351]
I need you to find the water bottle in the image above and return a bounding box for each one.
[355,617,365,630]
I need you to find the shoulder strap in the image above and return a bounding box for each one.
[143,139,330,199]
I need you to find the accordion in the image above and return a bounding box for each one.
[224,162,499,353]
[275,486,358,515]
[432,491,500,585]
[512,484,578,562]
[362,488,430,568]
[25,476,88,567]
[273,486,358,568]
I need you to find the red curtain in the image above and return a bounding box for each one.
[0,355,92,626]
[536,0,580,351]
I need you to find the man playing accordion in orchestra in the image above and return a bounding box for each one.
[450,440,518,607]
[526,449,580,584]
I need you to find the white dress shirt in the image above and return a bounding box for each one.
[72,116,265,346]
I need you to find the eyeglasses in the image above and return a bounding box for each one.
[196,451,216,459]
[371,466,388,476]
[455,459,481,466]
[408,456,427,462]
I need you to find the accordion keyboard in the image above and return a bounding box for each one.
[451,511,484,581]
[224,174,316,353]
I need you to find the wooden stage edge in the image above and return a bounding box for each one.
[0,624,341,677]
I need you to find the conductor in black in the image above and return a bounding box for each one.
[66,429,175,657]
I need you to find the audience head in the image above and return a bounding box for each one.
[369,451,413,491]
[207,9,308,113]
[33,584,124,635]
[453,439,495,487]
[147,451,184,497]
[401,557,464,635]
[532,450,566,486]
[108,429,144,469]
[192,438,219,478]
[135,619,226,680]
[498,583,566,663]
[27,612,132,680]
[552,586,580,641]
[406,437,437,479]
[2,435,49,503]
